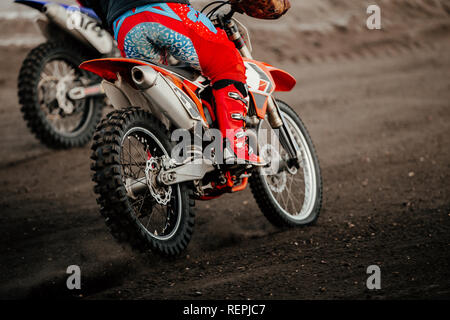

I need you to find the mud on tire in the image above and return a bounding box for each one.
[91,107,195,257]
[18,41,103,149]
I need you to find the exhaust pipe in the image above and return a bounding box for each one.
[131,66,158,90]
[131,66,205,131]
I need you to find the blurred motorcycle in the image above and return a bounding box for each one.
[15,0,118,148]
[81,1,322,257]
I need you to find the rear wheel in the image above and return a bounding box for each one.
[18,41,103,149]
[250,100,322,227]
[91,107,195,257]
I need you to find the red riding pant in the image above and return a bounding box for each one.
[113,3,246,84]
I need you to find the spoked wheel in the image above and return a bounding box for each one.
[38,60,92,136]
[91,107,195,257]
[121,127,181,241]
[250,100,322,227]
[18,41,103,148]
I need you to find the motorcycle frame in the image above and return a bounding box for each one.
[80,10,298,198]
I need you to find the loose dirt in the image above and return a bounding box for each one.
[0,0,449,299]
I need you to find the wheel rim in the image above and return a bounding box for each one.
[120,127,182,241]
[259,111,318,221]
[37,59,94,137]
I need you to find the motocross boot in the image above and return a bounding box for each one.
[212,81,266,166]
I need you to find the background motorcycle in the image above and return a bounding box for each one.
[15,0,118,148]
[81,2,323,257]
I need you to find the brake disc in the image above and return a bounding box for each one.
[145,157,172,205]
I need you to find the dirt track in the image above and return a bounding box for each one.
[1,1,450,299]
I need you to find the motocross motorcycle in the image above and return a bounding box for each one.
[16,0,119,148]
[82,2,323,257]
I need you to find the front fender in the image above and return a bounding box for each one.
[243,58,296,119]
[263,63,297,92]
[14,0,99,19]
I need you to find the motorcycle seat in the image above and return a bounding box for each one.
[164,63,201,82]
[139,58,201,81]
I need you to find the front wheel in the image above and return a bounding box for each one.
[250,100,323,227]
[91,107,195,257]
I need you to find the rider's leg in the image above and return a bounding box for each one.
[212,81,265,165]
[113,3,264,165]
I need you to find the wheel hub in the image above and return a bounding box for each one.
[55,75,76,114]
[145,157,172,205]
[260,144,287,193]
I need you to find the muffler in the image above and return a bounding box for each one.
[131,66,158,90]
[131,66,206,131]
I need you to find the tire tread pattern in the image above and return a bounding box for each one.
[91,107,195,257]
[18,41,103,149]
[249,100,323,227]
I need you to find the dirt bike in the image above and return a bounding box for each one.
[82,2,323,257]
[15,0,119,148]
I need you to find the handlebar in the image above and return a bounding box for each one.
[223,8,235,21]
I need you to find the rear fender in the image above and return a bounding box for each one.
[43,4,112,54]
[14,1,99,19]
[80,58,149,83]
[14,0,47,11]
[13,2,69,41]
